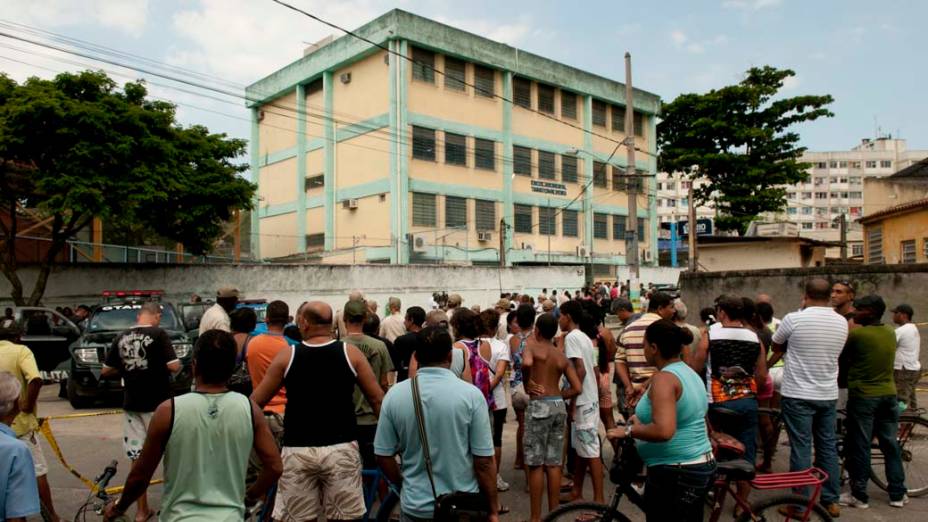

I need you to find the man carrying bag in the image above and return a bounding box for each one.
[375,326,499,521]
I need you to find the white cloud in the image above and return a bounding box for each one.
[671,30,725,55]
[671,30,688,45]
[5,0,149,37]
[722,0,782,10]
[782,74,800,90]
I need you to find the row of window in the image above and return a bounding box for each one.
[868,233,928,264]
[412,126,496,170]
[811,177,863,186]
[787,206,862,216]
[787,191,863,200]
[410,46,646,136]
[657,198,689,208]
[411,192,646,240]
[813,160,892,169]
[656,180,693,191]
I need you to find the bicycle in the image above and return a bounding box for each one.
[362,467,402,522]
[543,436,833,522]
[74,460,122,522]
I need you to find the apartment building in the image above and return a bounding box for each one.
[245,10,660,272]
[655,172,716,231]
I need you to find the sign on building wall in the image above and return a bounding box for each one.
[659,218,713,238]
[530,180,568,196]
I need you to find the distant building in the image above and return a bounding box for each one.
[655,172,716,232]
[859,159,928,264]
[695,236,828,272]
[246,9,661,274]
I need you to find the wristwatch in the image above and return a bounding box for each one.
[624,423,633,439]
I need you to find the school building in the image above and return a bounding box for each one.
[246,9,661,274]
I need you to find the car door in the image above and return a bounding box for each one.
[16,307,81,378]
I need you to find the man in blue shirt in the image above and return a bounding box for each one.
[375,326,499,521]
[0,371,41,521]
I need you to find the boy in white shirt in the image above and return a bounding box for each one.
[892,304,921,410]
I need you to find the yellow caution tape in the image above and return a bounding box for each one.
[38,413,163,495]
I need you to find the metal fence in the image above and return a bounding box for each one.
[17,235,245,264]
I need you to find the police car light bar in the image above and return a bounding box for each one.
[102,290,165,302]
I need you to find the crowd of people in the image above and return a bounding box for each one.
[0,277,922,521]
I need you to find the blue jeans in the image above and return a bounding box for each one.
[844,395,907,502]
[644,461,717,522]
[781,397,840,504]
[709,397,758,463]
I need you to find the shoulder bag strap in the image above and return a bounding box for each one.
[411,376,439,500]
[238,335,254,364]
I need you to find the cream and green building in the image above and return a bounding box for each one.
[247,9,660,272]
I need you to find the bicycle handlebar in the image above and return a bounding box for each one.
[95,460,119,497]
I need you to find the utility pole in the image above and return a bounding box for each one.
[499,218,506,267]
[688,184,697,271]
[839,213,847,262]
[547,198,552,266]
[624,52,639,280]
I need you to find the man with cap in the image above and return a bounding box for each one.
[495,298,511,340]
[838,294,907,509]
[379,297,406,343]
[335,290,365,340]
[199,287,239,335]
[892,304,921,411]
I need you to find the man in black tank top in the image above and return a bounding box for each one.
[252,301,385,522]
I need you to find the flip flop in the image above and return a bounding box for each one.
[499,505,511,515]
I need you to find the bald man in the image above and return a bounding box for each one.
[335,290,365,340]
[252,301,384,522]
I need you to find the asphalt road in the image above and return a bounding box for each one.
[29,384,928,521]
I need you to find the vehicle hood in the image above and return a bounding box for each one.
[76,329,188,347]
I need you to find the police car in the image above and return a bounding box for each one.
[65,290,194,408]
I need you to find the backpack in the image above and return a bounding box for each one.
[228,335,254,396]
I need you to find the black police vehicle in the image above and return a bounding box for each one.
[66,290,194,408]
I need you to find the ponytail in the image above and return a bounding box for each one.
[644,319,692,359]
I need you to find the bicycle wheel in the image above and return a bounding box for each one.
[543,501,631,522]
[871,414,928,497]
[736,494,833,522]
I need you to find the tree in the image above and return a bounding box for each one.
[658,66,834,235]
[0,71,255,305]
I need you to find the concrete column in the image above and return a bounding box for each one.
[582,96,594,256]
[296,83,307,253]
[323,71,335,251]
[502,71,514,267]
[249,107,261,259]
[397,40,410,264]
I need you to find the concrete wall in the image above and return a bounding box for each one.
[0,264,586,316]
[616,266,683,286]
[864,178,928,216]
[697,241,825,272]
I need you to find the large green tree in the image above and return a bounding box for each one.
[0,71,255,305]
[658,66,834,234]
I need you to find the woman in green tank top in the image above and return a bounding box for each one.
[606,319,715,522]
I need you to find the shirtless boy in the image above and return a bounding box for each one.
[522,313,583,522]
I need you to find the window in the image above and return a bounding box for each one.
[474,65,494,97]
[412,192,436,226]
[801,207,812,215]
[592,100,607,127]
[513,146,532,176]
[666,181,676,191]
[306,233,325,251]
[594,213,608,239]
[814,177,826,186]
[613,215,626,240]
[815,162,828,169]
[561,155,578,183]
[867,226,883,264]
[474,138,495,170]
[852,244,864,257]
[840,192,849,199]
[537,84,555,114]
[787,192,796,199]
[611,166,626,191]
[638,219,646,242]
[475,200,496,230]
[838,161,847,168]
[562,210,578,237]
[866,160,877,169]
[445,196,467,229]
[881,160,892,168]
[304,174,324,190]
[561,91,577,119]
[850,161,861,168]
[850,207,862,216]
[444,56,466,91]
[787,207,797,215]
[412,47,435,83]
[838,177,848,183]
[849,177,862,185]
[513,77,531,108]
[444,132,466,166]
[815,192,828,199]
[514,204,533,233]
[682,181,692,190]
[815,208,827,216]
[539,207,556,235]
[830,191,841,198]
[306,78,323,95]
[593,161,607,188]
[412,126,436,160]
[848,192,862,199]
[538,151,556,180]
[802,192,812,199]
[925,238,928,259]
[681,197,689,207]
[901,240,916,263]
[802,223,813,230]
[634,112,644,136]
[829,161,838,168]
[666,199,677,207]
[611,105,625,132]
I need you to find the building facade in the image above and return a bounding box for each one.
[246,10,660,273]
[860,198,928,265]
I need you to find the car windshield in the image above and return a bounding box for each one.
[87,303,179,332]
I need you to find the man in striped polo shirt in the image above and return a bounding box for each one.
[616,292,676,408]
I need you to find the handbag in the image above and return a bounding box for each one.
[411,375,491,521]
[228,335,253,395]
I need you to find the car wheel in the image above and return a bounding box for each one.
[58,378,67,399]
[66,378,93,409]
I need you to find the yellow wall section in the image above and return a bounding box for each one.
[334,194,391,250]
[867,210,928,264]
[336,133,391,188]
[408,56,502,130]
[306,87,325,141]
[258,158,298,206]
[333,51,389,122]
[259,213,298,259]
[259,91,297,154]
[306,207,325,235]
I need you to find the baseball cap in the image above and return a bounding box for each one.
[217,287,240,299]
[344,300,368,320]
[447,294,463,306]
[853,294,886,315]
[891,304,914,318]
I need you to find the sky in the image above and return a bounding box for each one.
[2,0,925,152]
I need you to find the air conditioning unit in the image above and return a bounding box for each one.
[477,231,493,242]
[412,233,429,253]
[340,72,352,84]
[342,198,359,210]
[576,245,588,258]
[523,244,534,253]
[642,249,653,262]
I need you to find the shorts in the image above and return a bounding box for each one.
[18,431,48,477]
[511,383,529,412]
[571,402,601,459]
[598,381,613,409]
[491,408,507,448]
[769,366,784,394]
[274,442,366,521]
[123,411,154,460]
[757,374,774,401]
[524,398,567,466]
